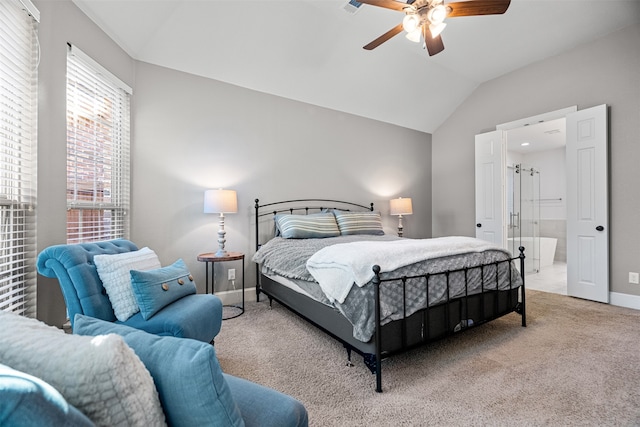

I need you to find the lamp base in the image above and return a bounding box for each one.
[216,213,228,257]
[215,249,229,257]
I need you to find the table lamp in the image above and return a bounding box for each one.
[390,197,413,237]
[204,189,238,256]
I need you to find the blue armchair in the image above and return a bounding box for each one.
[37,239,223,343]
[0,311,309,427]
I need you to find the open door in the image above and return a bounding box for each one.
[475,130,506,247]
[566,104,609,302]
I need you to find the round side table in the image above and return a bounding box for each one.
[197,252,245,319]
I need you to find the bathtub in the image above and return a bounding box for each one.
[507,237,557,268]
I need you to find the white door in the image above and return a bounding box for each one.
[566,104,608,302]
[475,130,506,247]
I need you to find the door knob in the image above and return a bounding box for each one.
[596,225,604,231]
[476,223,482,228]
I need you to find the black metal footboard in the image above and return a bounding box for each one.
[370,247,526,392]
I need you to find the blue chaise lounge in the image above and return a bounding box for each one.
[37,239,222,343]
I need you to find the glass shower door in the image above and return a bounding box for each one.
[507,165,519,256]
[508,164,540,274]
[520,164,540,274]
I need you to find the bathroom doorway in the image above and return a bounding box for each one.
[476,105,609,301]
[506,119,567,294]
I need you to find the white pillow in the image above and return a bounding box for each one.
[0,311,166,426]
[94,247,161,321]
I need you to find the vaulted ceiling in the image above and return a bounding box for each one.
[72,0,640,133]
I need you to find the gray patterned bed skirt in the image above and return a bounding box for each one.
[253,236,522,342]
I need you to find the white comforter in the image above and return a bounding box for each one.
[305,236,505,304]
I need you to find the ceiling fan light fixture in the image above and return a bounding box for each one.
[427,4,447,25]
[359,0,512,56]
[429,22,446,38]
[402,13,421,33]
[405,28,422,43]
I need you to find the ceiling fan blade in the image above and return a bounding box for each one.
[363,23,404,50]
[357,0,410,12]
[447,0,511,17]
[422,25,445,56]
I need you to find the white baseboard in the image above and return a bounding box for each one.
[213,287,257,305]
[610,292,640,310]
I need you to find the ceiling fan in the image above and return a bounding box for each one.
[358,0,511,56]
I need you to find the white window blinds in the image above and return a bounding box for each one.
[0,0,39,315]
[66,45,131,244]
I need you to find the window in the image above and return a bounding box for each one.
[66,45,131,243]
[0,0,39,315]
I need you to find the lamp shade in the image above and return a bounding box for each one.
[204,189,238,214]
[390,197,413,216]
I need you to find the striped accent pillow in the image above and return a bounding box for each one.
[334,211,384,236]
[275,213,340,239]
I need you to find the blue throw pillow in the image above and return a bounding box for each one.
[73,314,243,427]
[130,258,196,320]
[0,363,94,427]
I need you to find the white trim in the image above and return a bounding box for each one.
[213,287,256,304]
[18,0,39,23]
[496,106,577,131]
[68,44,133,94]
[610,292,640,311]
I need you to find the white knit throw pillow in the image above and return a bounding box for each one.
[0,311,166,426]
[94,247,161,321]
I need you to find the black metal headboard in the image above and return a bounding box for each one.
[254,198,374,250]
[254,198,374,300]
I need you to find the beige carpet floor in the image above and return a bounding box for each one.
[216,290,640,426]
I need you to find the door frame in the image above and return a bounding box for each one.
[478,105,610,303]
[496,106,577,131]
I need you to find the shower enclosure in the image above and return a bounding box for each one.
[507,164,540,274]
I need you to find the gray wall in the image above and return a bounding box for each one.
[34,0,432,326]
[35,0,135,325]
[432,24,640,298]
[131,61,432,299]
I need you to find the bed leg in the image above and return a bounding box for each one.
[520,291,527,327]
[518,246,527,327]
[372,265,383,393]
[268,297,273,309]
[362,354,382,393]
[344,346,354,367]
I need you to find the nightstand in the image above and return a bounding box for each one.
[197,252,245,319]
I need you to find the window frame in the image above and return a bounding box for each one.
[66,44,132,244]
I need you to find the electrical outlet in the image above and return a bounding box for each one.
[228,269,236,281]
[629,272,639,285]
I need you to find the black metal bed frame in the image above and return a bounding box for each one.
[254,198,526,392]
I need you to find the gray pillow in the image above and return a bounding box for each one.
[334,211,385,235]
[275,213,340,239]
[0,311,165,426]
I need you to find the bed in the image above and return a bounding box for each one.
[253,198,526,392]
